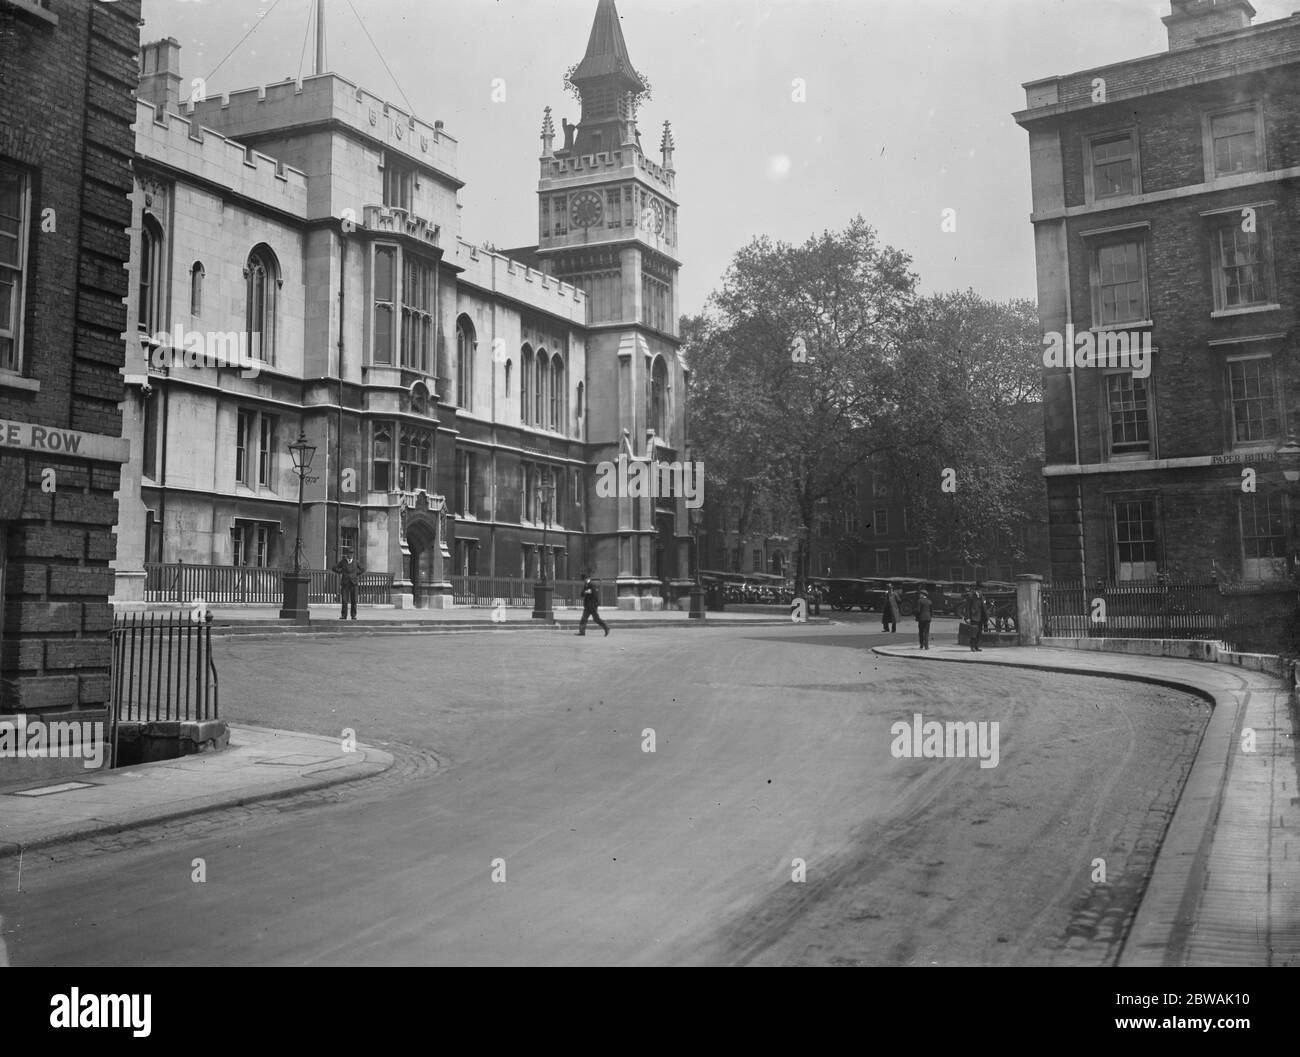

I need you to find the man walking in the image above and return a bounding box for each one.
[915,586,933,650]
[577,576,609,637]
[881,582,901,633]
[333,554,364,620]
[964,582,988,652]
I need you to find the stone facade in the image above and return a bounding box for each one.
[112,0,687,612]
[1015,1,1300,588]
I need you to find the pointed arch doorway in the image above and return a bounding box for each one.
[405,516,438,608]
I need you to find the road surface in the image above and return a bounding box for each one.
[1,621,1209,965]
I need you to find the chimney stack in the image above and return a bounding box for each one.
[139,38,182,115]
[1163,0,1256,51]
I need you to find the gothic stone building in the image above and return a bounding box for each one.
[114,0,689,611]
[1016,0,1300,591]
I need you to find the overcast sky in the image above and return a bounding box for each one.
[139,0,1298,317]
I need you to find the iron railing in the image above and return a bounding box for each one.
[1043,579,1230,642]
[144,562,392,606]
[449,575,618,608]
[109,611,219,766]
[307,570,393,605]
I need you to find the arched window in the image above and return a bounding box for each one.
[190,261,204,317]
[505,358,513,398]
[456,316,475,411]
[410,381,429,415]
[650,356,668,439]
[536,349,549,429]
[139,216,165,334]
[550,356,564,431]
[520,344,533,423]
[575,381,584,436]
[245,244,279,365]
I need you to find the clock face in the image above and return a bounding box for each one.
[640,197,665,234]
[570,190,603,229]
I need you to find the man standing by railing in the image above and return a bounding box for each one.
[333,555,365,620]
[964,583,988,652]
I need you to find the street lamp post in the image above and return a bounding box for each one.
[279,428,317,624]
[689,504,706,619]
[531,469,556,621]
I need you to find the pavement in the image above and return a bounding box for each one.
[201,603,821,635]
[0,726,392,859]
[872,641,1300,967]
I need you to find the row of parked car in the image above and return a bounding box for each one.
[711,575,798,605]
[810,577,1018,616]
[697,573,1018,617]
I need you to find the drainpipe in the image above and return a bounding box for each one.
[1060,217,1085,583]
[335,229,346,565]
[158,373,170,561]
[489,252,498,577]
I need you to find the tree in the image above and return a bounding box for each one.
[886,290,1043,570]
[686,217,918,592]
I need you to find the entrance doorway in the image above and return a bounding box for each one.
[407,519,437,607]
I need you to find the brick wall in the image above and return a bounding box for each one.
[0,0,140,721]
[1030,14,1300,586]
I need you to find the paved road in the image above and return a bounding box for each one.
[1,622,1209,966]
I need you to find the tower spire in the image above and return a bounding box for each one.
[565,0,646,157]
[570,0,641,89]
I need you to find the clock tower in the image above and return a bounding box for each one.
[538,0,686,609]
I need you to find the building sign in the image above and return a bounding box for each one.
[0,419,129,462]
[1209,451,1278,466]
[1046,450,1282,476]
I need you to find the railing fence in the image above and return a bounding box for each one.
[450,575,618,608]
[109,611,219,767]
[1043,579,1232,644]
[145,563,392,605]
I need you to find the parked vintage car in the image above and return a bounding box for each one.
[702,572,797,606]
[895,579,951,617]
[821,577,889,612]
[937,581,974,614]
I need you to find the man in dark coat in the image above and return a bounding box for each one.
[964,583,988,652]
[333,555,364,620]
[915,587,933,650]
[577,576,609,637]
[881,582,901,633]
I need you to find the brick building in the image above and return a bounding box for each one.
[0,0,138,760]
[1015,1,1300,596]
[114,0,689,611]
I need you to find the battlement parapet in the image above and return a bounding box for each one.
[362,204,440,247]
[134,99,309,216]
[541,146,675,196]
[184,73,459,182]
[454,238,587,324]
